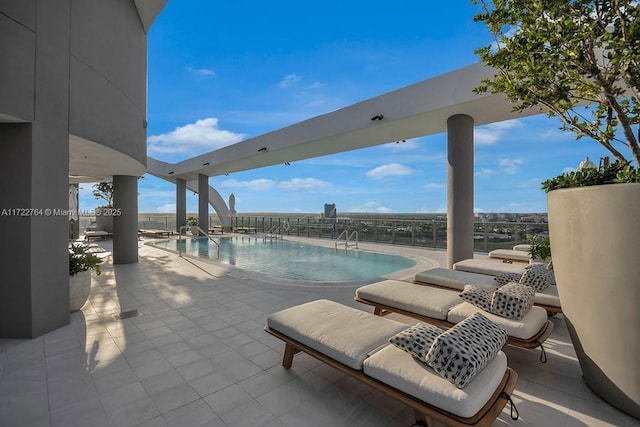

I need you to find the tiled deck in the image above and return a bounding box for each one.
[1,237,638,427]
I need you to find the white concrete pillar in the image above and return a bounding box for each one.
[198,174,208,236]
[447,114,474,268]
[113,175,138,264]
[176,178,186,232]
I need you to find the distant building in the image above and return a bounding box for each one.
[324,203,337,218]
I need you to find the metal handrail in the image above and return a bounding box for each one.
[335,230,358,250]
[178,225,219,258]
[263,225,284,242]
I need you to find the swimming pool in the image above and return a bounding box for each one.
[154,236,416,282]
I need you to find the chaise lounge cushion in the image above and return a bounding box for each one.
[363,344,508,418]
[447,302,548,340]
[356,280,462,320]
[426,313,508,388]
[266,299,408,370]
[389,323,445,360]
[415,268,498,291]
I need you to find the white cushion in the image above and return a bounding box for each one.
[512,244,531,252]
[363,344,508,419]
[414,268,499,291]
[267,299,408,370]
[489,248,531,262]
[454,259,527,276]
[356,280,462,320]
[454,259,556,285]
[446,302,548,340]
[534,285,561,308]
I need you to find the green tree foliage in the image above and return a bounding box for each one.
[472,0,640,165]
[92,182,113,207]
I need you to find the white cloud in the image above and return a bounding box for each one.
[279,73,302,87]
[475,168,497,177]
[278,178,332,191]
[186,67,215,76]
[309,82,326,89]
[474,119,523,146]
[424,182,446,190]
[148,118,245,156]
[218,178,276,191]
[156,203,176,213]
[346,201,393,213]
[499,158,524,174]
[366,163,414,179]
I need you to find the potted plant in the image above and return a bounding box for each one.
[69,243,103,312]
[525,235,551,263]
[92,181,114,232]
[473,1,640,419]
[187,216,199,235]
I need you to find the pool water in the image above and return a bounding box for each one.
[155,236,416,282]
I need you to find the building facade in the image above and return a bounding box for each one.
[0,0,165,338]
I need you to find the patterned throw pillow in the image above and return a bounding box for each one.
[490,282,535,320]
[426,313,508,388]
[389,323,445,360]
[494,272,522,286]
[459,284,492,311]
[519,263,550,292]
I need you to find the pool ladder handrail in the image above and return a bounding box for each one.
[178,225,220,258]
[263,225,284,242]
[335,230,358,251]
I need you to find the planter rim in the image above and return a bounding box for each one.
[547,182,640,195]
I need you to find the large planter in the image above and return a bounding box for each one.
[548,183,640,420]
[69,270,91,312]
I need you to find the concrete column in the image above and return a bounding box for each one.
[198,174,209,235]
[447,114,475,268]
[0,2,71,338]
[113,175,138,264]
[176,178,186,232]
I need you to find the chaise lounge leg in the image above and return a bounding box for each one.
[282,343,300,368]
[413,409,434,426]
[373,306,383,316]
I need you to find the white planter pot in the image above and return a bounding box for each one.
[548,183,640,420]
[69,270,91,312]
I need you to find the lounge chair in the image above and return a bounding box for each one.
[453,258,556,285]
[414,267,561,314]
[265,299,518,427]
[488,248,531,263]
[355,280,553,362]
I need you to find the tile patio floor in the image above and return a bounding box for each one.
[0,236,638,427]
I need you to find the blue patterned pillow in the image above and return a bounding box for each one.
[490,282,535,320]
[519,263,550,292]
[459,284,492,311]
[389,323,445,361]
[426,313,507,388]
[494,272,522,286]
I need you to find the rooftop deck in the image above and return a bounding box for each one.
[1,236,637,427]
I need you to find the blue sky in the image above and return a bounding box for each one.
[82,1,615,214]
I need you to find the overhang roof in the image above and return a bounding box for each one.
[147,62,541,182]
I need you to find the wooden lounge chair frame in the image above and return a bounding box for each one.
[412,279,562,315]
[354,295,554,352]
[265,325,518,427]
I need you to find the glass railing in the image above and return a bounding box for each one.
[78,213,548,253]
